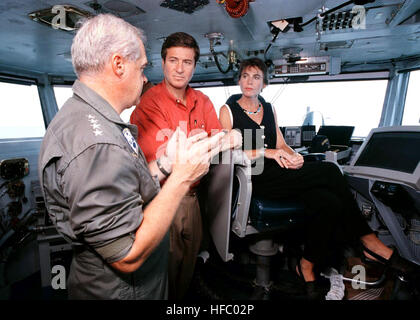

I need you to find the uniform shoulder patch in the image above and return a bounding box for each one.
[122,128,138,155]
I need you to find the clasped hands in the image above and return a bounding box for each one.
[264,148,304,170]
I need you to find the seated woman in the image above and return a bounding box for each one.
[219,57,419,299]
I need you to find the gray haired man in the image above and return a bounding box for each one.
[38,14,225,299]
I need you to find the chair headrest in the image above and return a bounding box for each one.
[309,135,330,153]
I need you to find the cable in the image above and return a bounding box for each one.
[209,39,233,74]
[264,28,280,60]
[213,52,233,74]
[270,77,290,106]
[0,180,9,190]
[0,207,36,250]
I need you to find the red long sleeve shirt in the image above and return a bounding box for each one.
[130,82,222,162]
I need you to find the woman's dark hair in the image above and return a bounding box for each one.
[161,32,200,64]
[239,58,269,85]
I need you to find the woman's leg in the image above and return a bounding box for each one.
[361,233,393,261]
[299,187,343,267]
[254,160,419,281]
[252,161,347,271]
[298,257,316,282]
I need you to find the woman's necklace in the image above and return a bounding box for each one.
[242,102,262,115]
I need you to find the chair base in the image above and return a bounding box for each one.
[249,239,279,289]
[249,239,279,257]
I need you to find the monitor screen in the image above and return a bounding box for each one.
[301,125,316,147]
[284,126,301,147]
[317,125,354,146]
[354,131,420,174]
[345,126,420,190]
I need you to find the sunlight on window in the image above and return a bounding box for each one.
[54,86,73,109]
[265,80,387,137]
[54,85,134,123]
[403,70,420,126]
[120,106,136,123]
[198,80,387,138]
[54,80,389,137]
[0,82,45,139]
[197,86,241,115]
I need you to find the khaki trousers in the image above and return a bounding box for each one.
[168,193,202,300]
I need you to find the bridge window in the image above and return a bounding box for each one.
[0,81,45,139]
[197,85,242,116]
[403,70,420,126]
[54,85,133,123]
[198,79,388,138]
[54,85,73,110]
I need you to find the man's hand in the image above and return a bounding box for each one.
[220,129,242,152]
[170,128,225,185]
[161,129,211,175]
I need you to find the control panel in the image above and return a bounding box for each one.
[275,62,327,76]
[0,158,29,180]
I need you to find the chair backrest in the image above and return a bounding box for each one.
[204,150,235,262]
[231,165,256,238]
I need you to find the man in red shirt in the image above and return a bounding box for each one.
[130,32,241,300]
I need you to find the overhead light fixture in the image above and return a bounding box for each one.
[269,19,290,33]
[85,0,146,18]
[264,17,303,62]
[268,17,303,34]
[28,5,91,32]
[161,0,209,14]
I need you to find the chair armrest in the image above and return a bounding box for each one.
[303,153,326,162]
[232,149,251,167]
[231,164,254,238]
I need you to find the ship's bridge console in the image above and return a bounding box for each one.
[282,125,356,164]
[342,126,420,264]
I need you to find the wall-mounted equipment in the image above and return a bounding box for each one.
[272,56,341,77]
[205,32,239,74]
[321,10,356,31]
[264,1,376,59]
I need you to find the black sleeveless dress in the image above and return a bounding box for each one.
[225,94,372,265]
[226,94,285,188]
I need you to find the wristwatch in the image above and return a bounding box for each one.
[156,156,171,177]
